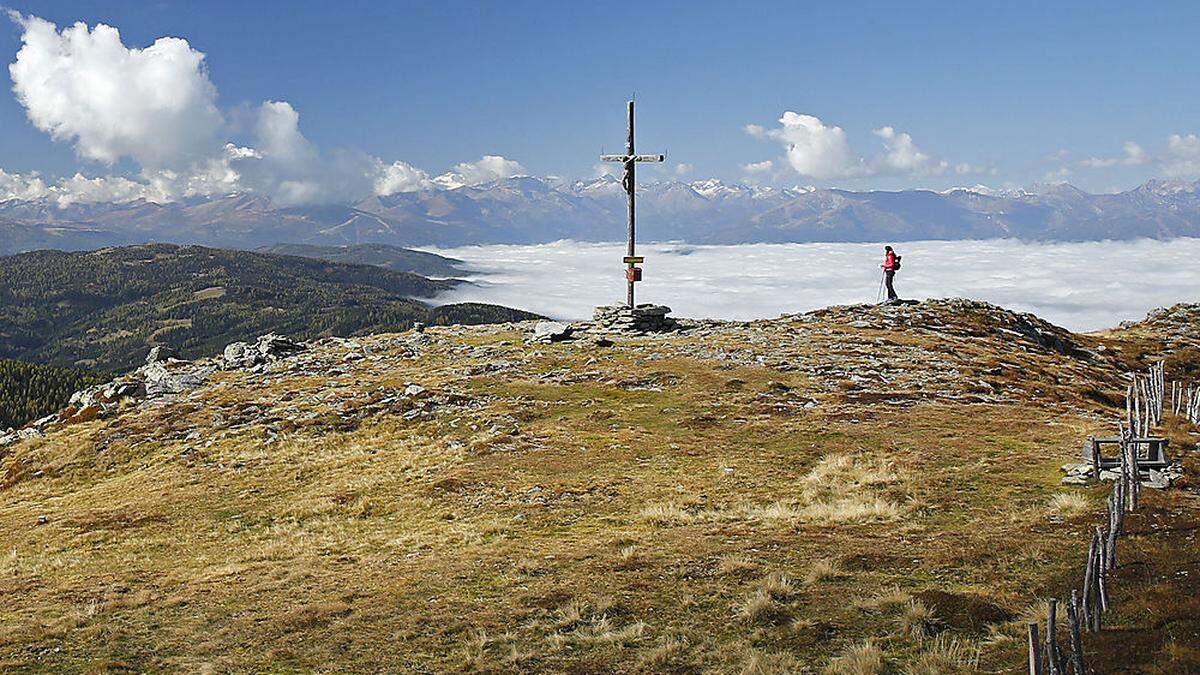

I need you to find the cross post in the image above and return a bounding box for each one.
[600,100,664,307]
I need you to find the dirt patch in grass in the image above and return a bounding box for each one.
[912,589,1013,634]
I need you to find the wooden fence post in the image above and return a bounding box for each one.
[1028,622,1044,675]
[1046,598,1060,675]
[1068,590,1086,674]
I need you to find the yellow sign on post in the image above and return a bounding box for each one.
[622,256,645,264]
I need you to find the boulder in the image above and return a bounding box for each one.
[146,345,178,364]
[256,334,304,359]
[223,341,258,369]
[144,362,212,397]
[532,321,573,343]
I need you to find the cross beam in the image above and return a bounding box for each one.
[600,100,664,307]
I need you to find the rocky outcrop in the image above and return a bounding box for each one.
[806,298,1084,358]
[222,334,305,369]
[0,335,309,448]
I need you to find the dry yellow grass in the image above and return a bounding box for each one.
[1,306,1191,671]
[1047,492,1092,519]
[825,639,886,674]
[898,599,941,641]
[904,635,980,674]
[805,559,844,584]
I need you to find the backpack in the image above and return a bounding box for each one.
[893,254,902,271]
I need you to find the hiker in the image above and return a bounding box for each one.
[881,246,900,302]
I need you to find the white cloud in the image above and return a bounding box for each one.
[434,155,527,189]
[953,162,995,176]
[746,112,958,180]
[748,112,862,179]
[0,169,50,201]
[2,13,535,207]
[674,163,694,176]
[424,238,1200,331]
[873,126,947,175]
[741,160,774,174]
[0,167,172,206]
[1163,134,1200,177]
[1044,166,1073,181]
[374,160,433,195]
[1079,141,1148,168]
[7,12,222,168]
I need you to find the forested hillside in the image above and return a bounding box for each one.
[0,244,538,371]
[0,359,107,429]
[255,243,465,277]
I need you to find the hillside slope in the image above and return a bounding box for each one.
[254,243,466,277]
[0,244,537,371]
[0,360,108,430]
[0,300,1197,672]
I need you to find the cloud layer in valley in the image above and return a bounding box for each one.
[2,13,525,206]
[426,238,1200,332]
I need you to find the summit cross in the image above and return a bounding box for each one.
[600,100,664,307]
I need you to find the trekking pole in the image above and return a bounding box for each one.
[876,270,885,303]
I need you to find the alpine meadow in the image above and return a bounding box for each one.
[2,3,1200,673]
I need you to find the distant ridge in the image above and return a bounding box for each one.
[0,244,539,370]
[255,243,466,277]
[4,177,1200,250]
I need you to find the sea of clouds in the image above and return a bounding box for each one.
[426,238,1200,332]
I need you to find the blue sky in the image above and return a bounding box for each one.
[2,0,1200,200]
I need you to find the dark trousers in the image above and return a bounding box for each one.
[885,271,897,300]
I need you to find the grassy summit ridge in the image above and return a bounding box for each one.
[0,299,1197,672]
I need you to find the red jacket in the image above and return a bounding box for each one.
[883,251,897,271]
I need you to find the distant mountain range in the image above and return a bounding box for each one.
[3,177,1200,252]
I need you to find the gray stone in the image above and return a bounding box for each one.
[146,345,178,363]
[533,321,572,343]
[223,342,257,369]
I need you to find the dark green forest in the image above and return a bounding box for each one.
[255,243,466,277]
[0,359,107,429]
[0,244,538,371]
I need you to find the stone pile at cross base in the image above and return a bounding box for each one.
[592,303,677,334]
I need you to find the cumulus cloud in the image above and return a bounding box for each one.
[425,238,1200,331]
[0,167,172,206]
[746,112,861,179]
[1163,134,1200,177]
[1,13,529,207]
[433,155,527,189]
[7,12,223,168]
[674,162,694,176]
[741,160,774,174]
[374,160,433,195]
[745,112,957,180]
[1044,166,1073,181]
[953,162,995,176]
[873,126,947,175]
[1079,141,1148,168]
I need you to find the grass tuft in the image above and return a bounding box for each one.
[903,635,980,673]
[1048,492,1091,519]
[824,639,885,674]
[897,599,941,641]
[804,559,844,584]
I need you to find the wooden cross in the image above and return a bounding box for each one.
[601,100,664,307]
